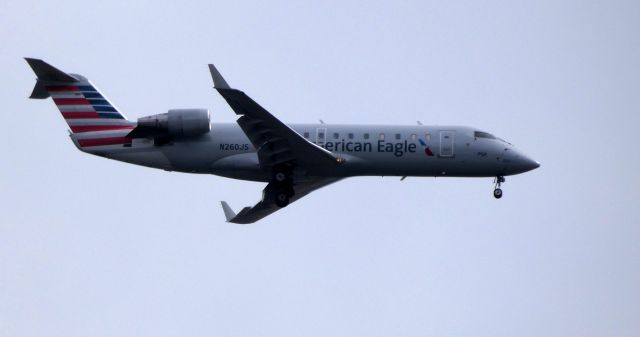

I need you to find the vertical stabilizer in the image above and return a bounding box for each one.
[25,58,133,134]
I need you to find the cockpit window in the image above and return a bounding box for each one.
[474,131,496,139]
[497,137,512,145]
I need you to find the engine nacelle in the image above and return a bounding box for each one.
[137,108,211,137]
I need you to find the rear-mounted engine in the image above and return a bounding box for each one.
[128,109,211,143]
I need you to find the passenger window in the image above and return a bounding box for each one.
[379,133,385,140]
[410,134,417,141]
[348,133,354,139]
[364,133,370,140]
[395,133,401,140]
[303,132,309,138]
[333,132,339,139]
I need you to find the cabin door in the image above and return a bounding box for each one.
[439,130,455,157]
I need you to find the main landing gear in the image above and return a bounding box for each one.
[275,190,291,207]
[274,171,287,183]
[493,176,505,199]
[274,182,294,208]
[272,167,294,208]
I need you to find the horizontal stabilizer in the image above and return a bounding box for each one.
[24,58,78,82]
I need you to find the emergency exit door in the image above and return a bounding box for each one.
[316,128,327,147]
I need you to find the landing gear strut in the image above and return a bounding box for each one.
[493,176,505,199]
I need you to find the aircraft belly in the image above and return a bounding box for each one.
[336,150,497,178]
[107,150,173,171]
[210,153,269,182]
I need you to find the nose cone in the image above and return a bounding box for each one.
[523,156,540,171]
[506,150,540,174]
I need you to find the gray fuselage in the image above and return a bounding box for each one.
[78,123,539,182]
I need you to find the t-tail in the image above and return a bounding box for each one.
[25,58,135,150]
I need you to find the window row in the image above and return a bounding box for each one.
[302,132,432,141]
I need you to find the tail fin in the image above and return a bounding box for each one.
[25,58,134,133]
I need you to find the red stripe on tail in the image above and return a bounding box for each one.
[45,85,79,92]
[53,98,91,105]
[62,111,100,119]
[70,125,134,133]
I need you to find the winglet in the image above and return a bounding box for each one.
[220,201,237,222]
[208,64,230,89]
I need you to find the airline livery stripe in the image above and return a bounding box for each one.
[70,125,135,133]
[46,85,79,92]
[83,93,103,98]
[97,112,124,119]
[93,106,118,112]
[88,99,110,105]
[65,118,134,126]
[49,93,84,99]
[53,98,91,105]
[78,136,131,147]
[62,111,101,119]
[58,105,95,112]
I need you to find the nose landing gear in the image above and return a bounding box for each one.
[493,176,505,199]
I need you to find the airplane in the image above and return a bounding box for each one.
[25,58,540,224]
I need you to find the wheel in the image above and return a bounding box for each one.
[274,171,287,182]
[275,192,290,207]
[493,188,503,199]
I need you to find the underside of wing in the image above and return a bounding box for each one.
[220,177,341,224]
[208,64,341,172]
[209,64,346,224]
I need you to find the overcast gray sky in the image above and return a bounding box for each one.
[1,0,639,336]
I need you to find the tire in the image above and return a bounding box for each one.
[493,188,503,199]
[275,192,290,207]
[274,171,287,183]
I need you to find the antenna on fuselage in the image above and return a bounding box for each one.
[319,119,325,124]
[416,121,423,125]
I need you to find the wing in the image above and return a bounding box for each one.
[220,177,341,224]
[208,64,342,172]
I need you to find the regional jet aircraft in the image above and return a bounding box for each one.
[26,58,539,224]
